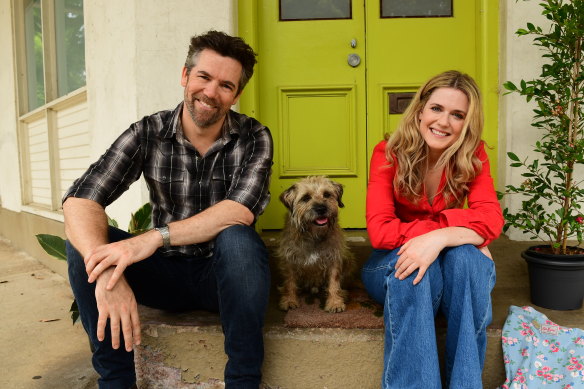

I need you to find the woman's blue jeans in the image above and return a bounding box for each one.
[67,225,270,389]
[362,244,496,389]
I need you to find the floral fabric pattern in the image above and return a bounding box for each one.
[500,305,584,389]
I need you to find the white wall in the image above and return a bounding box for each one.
[499,0,549,240]
[0,0,22,212]
[83,0,236,228]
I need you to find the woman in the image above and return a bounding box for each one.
[362,70,503,388]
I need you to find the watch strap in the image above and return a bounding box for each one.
[155,225,171,249]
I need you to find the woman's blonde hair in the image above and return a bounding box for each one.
[385,70,484,207]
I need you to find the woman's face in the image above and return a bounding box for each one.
[418,87,469,159]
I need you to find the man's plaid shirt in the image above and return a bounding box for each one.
[63,102,273,257]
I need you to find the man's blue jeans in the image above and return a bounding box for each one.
[67,225,270,389]
[361,244,496,389]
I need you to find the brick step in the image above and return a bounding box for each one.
[134,233,584,389]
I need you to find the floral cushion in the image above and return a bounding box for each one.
[500,305,584,389]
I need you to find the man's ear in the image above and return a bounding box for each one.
[231,90,242,106]
[181,67,189,87]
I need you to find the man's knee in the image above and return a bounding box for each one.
[214,225,270,290]
[215,225,268,263]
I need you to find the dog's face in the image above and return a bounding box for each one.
[280,176,344,234]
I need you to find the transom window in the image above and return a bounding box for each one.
[280,0,352,21]
[381,0,453,18]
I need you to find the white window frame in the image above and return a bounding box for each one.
[12,0,88,221]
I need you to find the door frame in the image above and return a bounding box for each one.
[238,0,500,230]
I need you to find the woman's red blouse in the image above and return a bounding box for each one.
[366,140,504,250]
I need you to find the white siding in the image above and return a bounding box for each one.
[57,101,90,197]
[27,118,51,206]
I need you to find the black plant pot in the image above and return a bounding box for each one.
[522,246,584,310]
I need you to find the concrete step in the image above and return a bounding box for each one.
[134,233,584,389]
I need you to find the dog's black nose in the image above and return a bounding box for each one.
[313,203,328,215]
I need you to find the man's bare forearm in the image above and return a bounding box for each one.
[166,199,254,246]
[64,197,253,262]
[63,197,110,259]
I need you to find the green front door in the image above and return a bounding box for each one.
[242,0,498,230]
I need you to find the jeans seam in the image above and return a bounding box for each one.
[362,265,389,272]
[384,278,396,388]
[475,264,496,337]
[432,290,443,311]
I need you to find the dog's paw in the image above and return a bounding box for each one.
[324,299,346,313]
[279,296,300,311]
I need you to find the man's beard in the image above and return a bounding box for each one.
[184,93,229,129]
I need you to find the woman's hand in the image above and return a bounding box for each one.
[479,245,493,260]
[395,230,447,285]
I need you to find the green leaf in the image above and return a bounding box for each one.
[107,216,119,228]
[70,299,80,325]
[503,81,518,91]
[508,152,520,162]
[128,202,153,235]
[35,234,66,261]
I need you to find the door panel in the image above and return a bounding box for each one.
[257,0,367,229]
[256,0,483,229]
[279,86,358,177]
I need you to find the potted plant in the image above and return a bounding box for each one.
[501,0,584,310]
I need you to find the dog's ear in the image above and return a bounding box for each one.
[332,181,345,208]
[280,184,297,210]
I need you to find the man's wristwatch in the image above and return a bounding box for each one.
[155,225,171,249]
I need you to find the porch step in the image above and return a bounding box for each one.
[134,233,584,389]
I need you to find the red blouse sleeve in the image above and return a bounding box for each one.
[366,141,441,250]
[438,142,503,247]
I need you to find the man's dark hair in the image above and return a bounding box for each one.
[185,30,257,95]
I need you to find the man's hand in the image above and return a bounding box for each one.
[394,230,446,285]
[86,230,162,290]
[95,268,141,351]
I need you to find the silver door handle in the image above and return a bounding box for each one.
[348,53,361,67]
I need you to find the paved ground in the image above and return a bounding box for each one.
[0,237,98,389]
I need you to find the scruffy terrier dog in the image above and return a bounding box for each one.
[277,176,355,313]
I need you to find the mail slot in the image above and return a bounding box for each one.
[389,92,415,114]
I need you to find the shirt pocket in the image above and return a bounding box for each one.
[211,169,233,198]
[144,166,187,206]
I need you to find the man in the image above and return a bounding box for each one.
[63,30,273,389]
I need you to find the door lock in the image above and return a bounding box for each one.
[348,53,361,67]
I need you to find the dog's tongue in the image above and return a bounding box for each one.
[315,217,328,225]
